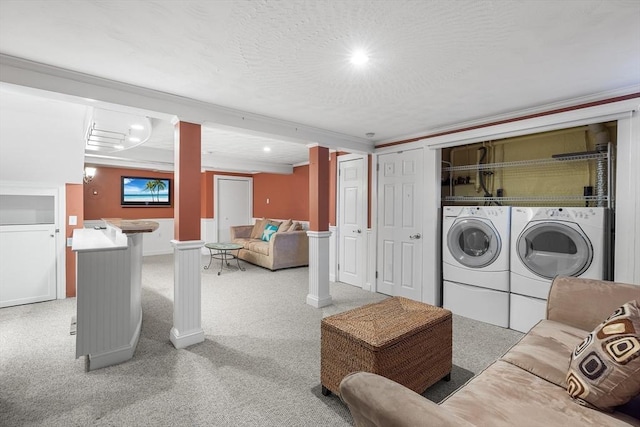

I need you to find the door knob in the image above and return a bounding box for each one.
[409,233,421,240]
[353,229,362,234]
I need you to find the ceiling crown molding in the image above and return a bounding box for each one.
[0,54,374,154]
[378,85,640,147]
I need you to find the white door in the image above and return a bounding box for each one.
[215,176,253,242]
[377,149,424,301]
[0,224,57,307]
[338,155,367,287]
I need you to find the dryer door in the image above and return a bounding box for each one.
[447,218,501,268]
[516,222,593,279]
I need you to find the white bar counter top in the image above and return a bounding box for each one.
[71,227,128,252]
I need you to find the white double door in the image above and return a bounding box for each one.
[377,149,424,301]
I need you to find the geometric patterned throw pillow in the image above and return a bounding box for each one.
[261,223,279,242]
[566,300,640,412]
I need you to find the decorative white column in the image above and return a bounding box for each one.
[307,230,332,308]
[170,239,205,349]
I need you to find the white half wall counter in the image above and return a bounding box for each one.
[72,219,158,371]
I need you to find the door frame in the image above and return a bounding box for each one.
[213,175,253,243]
[336,153,368,288]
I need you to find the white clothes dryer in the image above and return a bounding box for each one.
[442,206,511,328]
[509,207,609,332]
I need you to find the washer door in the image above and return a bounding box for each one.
[447,218,501,268]
[517,222,593,279]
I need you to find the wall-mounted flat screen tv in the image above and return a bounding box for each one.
[121,176,171,206]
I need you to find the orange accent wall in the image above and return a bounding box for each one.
[65,183,84,298]
[201,172,211,218]
[85,157,362,227]
[174,121,201,241]
[254,165,309,220]
[84,166,174,220]
[308,146,330,231]
[85,166,257,221]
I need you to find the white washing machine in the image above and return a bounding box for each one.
[442,206,511,328]
[509,207,610,332]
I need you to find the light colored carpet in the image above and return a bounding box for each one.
[0,254,522,426]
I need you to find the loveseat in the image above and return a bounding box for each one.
[230,218,308,271]
[339,276,640,426]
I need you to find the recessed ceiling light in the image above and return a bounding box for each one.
[130,124,145,130]
[350,50,369,66]
[263,147,271,152]
[128,137,141,143]
[114,144,124,149]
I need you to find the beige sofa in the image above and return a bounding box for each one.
[230,218,308,271]
[340,276,640,426]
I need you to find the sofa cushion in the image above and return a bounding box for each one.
[247,240,269,256]
[286,221,303,232]
[261,223,279,241]
[501,319,588,388]
[278,219,293,232]
[231,238,252,249]
[440,360,639,426]
[250,218,268,239]
[566,299,640,412]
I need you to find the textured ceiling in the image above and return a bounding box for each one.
[0,0,638,171]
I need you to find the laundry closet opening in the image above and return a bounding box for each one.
[440,122,616,333]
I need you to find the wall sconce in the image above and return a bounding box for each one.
[83,167,97,183]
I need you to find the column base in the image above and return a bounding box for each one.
[306,294,333,308]
[170,327,205,349]
[307,230,332,308]
[171,239,205,350]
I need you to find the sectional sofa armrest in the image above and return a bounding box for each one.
[339,372,474,427]
[547,276,640,331]
[270,231,309,263]
[230,225,253,240]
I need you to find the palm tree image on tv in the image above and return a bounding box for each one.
[143,179,167,202]
[122,177,170,205]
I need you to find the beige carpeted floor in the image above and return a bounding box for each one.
[0,254,522,426]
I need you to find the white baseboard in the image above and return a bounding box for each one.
[87,312,141,371]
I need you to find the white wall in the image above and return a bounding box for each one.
[0,92,88,300]
[0,91,86,185]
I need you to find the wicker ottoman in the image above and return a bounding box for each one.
[321,297,452,396]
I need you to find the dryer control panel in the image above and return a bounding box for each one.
[531,207,600,221]
[444,206,508,218]
[519,207,607,229]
